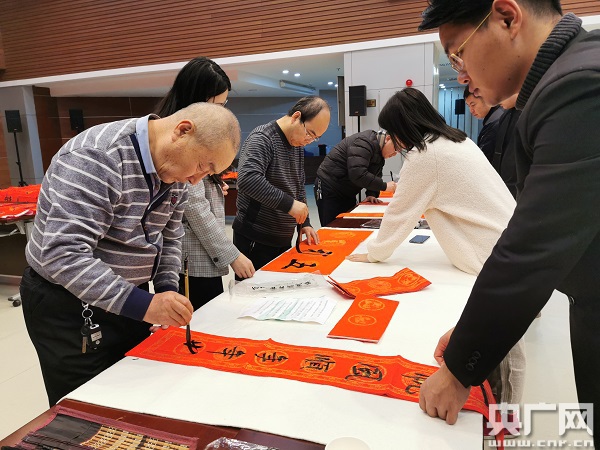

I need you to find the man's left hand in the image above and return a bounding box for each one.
[364,196,383,204]
[301,226,320,245]
[419,364,471,425]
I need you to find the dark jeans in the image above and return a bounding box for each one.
[233,231,290,279]
[178,275,223,311]
[20,267,151,406]
[569,294,600,445]
[314,178,358,227]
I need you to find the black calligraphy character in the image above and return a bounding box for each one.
[282,259,317,269]
[305,249,333,257]
[255,351,289,363]
[184,339,203,354]
[404,372,429,395]
[345,363,384,382]
[208,346,246,360]
[301,354,336,372]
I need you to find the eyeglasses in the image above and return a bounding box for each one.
[213,98,228,107]
[449,10,492,73]
[302,121,319,142]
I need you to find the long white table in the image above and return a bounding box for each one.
[65,228,484,449]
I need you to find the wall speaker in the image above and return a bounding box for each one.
[454,99,466,115]
[5,110,23,132]
[69,109,85,131]
[349,85,367,117]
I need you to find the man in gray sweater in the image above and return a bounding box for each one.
[20,102,240,405]
[233,96,330,272]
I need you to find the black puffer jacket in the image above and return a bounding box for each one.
[316,130,387,199]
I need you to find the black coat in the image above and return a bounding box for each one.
[445,23,600,389]
[316,130,387,199]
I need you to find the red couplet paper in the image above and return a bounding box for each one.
[329,268,431,299]
[336,212,385,218]
[327,297,399,343]
[126,328,495,421]
[261,228,373,275]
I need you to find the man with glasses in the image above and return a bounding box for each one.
[464,87,504,163]
[233,96,331,272]
[417,0,600,442]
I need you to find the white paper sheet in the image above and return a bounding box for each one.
[238,295,336,324]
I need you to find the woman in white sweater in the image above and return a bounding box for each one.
[347,88,524,408]
[348,88,515,274]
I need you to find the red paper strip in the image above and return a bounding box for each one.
[127,328,495,421]
[261,228,373,275]
[0,202,37,220]
[335,268,431,298]
[0,184,41,203]
[336,212,385,218]
[327,296,399,343]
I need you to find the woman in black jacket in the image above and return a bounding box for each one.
[314,130,398,226]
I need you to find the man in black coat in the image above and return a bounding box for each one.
[464,87,504,162]
[314,130,398,226]
[418,0,600,443]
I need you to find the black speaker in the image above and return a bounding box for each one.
[5,110,23,132]
[349,85,367,117]
[69,109,85,131]
[454,99,466,115]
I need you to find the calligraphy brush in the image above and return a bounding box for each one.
[184,254,191,346]
[295,223,303,253]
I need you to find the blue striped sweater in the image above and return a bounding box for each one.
[26,118,188,321]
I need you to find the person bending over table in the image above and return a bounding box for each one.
[417,1,600,442]
[233,96,330,273]
[314,130,399,227]
[346,88,525,407]
[154,56,255,309]
[20,102,241,406]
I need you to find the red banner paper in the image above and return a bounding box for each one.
[261,228,373,275]
[127,328,495,421]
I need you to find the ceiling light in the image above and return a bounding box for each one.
[279,80,316,95]
[327,81,333,85]
[334,84,338,88]
[294,73,300,77]
[282,70,289,74]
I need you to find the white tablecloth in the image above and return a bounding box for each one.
[66,229,483,449]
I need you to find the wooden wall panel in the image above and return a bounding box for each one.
[0,0,421,81]
[2,1,598,82]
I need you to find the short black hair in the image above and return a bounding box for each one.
[463,85,474,99]
[155,56,231,117]
[378,88,466,153]
[419,0,562,31]
[287,96,330,122]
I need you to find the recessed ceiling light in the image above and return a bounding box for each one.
[334,84,338,88]
[282,70,289,74]
[327,81,333,85]
[294,73,300,77]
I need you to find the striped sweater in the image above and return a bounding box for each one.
[26,118,188,321]
[233,120,310,246]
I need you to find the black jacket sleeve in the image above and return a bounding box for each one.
[444,71,600,387]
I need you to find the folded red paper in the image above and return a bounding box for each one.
[328,268,431,299]
[328,296,399,343]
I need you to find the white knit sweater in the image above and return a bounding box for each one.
[367,136,516,275]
